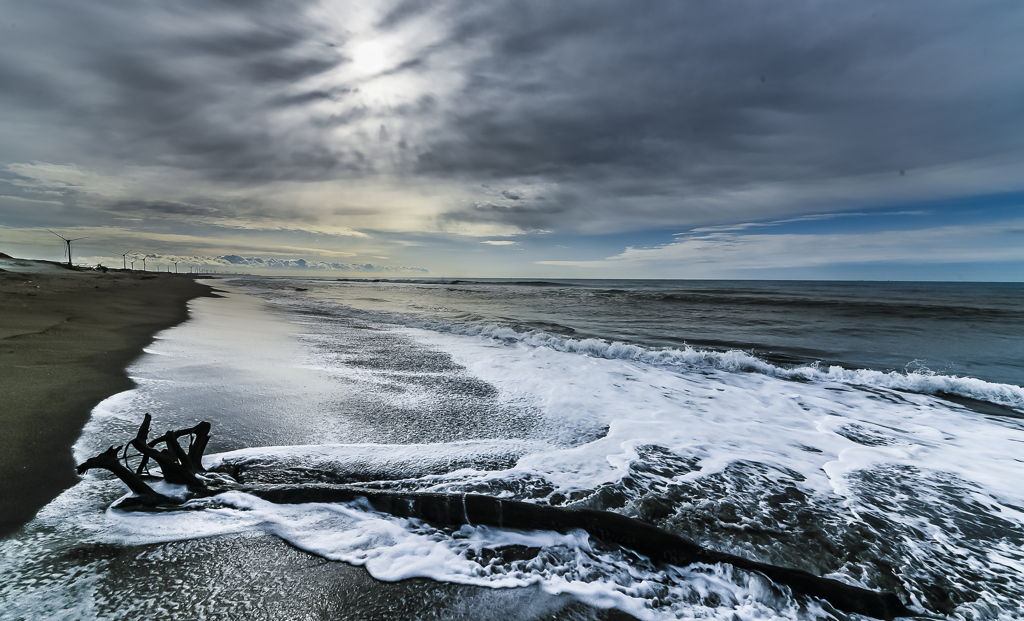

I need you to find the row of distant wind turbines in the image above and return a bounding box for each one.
[48,229,216,274]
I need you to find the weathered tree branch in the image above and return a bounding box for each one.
[133,420,211,475]
[127,414,206,487]
[186,421,212,472]
[75,445,177,506]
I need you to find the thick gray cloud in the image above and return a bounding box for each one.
[1,0,1023,240]
[1,0,348,182]
[419,1,1024,229]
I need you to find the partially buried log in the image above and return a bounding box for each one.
[76,416,917,620]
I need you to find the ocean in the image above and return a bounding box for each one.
[2,278,1023,620]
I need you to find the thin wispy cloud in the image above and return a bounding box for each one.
[540,220,1024,277]
[680,211,931,235]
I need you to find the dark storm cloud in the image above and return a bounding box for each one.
[1,0,1022,234]
[416,0,1024,229]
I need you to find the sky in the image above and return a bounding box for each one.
[1,0,1022,279]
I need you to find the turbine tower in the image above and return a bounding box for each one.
[120,249,134,270]
[48,229,88,267]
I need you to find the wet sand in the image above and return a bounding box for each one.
[0,256,215,537]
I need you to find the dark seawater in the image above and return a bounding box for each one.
[2,278,1022,620]
[293,279,1024,387]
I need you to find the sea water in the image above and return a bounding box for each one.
[1,278,1022,620]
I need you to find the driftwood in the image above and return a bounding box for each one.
[76,413,217,506]
[77,416,915,620]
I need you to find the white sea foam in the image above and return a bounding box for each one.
[387,321,1024,410]
[399,326,1024,505]
[207,439,552,485]
[207,440,549,469]
[86,490,819,621]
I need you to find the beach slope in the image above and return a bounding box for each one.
[0,257,214,537]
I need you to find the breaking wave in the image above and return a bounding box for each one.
[391,320,1024,410]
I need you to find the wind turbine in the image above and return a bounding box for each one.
[173,261,178,274]
[141,256,147,272]
[120,249,134,270]
[129,258,137,270]
[48,229,88,267]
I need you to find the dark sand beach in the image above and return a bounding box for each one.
[0,256,214,537]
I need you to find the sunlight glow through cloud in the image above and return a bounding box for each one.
[350,40,391,75]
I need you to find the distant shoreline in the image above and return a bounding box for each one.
[0,256,216,538]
